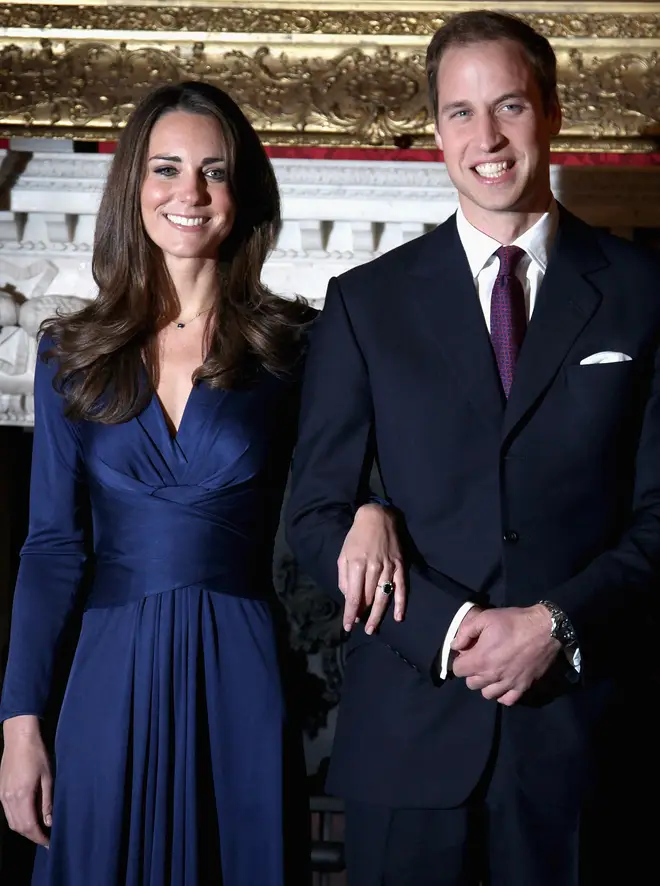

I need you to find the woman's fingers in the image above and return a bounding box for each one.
[392,563,407,622]
[340,558,366,631]
[0,727,52,847]
[364,564,396,635]
[337,503,408,633]
[2,783,50,847]
[41,770,53,832]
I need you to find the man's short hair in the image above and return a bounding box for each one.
[426,11,558,119]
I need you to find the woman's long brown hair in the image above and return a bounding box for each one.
[43,81,309,423]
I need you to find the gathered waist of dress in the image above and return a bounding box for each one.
[85,483,272,609]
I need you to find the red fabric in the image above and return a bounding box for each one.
[550,152,660,167]
[2,138,660,166]
[109,143,660,165]
[265,147,660,166]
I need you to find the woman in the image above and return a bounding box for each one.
[0,82,401,885]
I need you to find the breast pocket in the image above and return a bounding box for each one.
[563,359,646,440]
[565,359,638,392]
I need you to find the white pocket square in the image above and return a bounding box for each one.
[579,351,632,365]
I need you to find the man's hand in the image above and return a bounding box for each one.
[450,605,561,706]
[338,503,405,634]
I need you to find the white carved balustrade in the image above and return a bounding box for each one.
[1,148,660,426]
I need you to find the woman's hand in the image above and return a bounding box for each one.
[0,715,52,847]
[338,503,406,635]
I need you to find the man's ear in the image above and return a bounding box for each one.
[434,126,444,152]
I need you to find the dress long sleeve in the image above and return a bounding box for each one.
[0,340,88,722]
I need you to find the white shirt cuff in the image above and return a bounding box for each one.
[437,601,477,680]
[566,645,581,672]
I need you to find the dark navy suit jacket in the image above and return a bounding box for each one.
[286,207,660,810]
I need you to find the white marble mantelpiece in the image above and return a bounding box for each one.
[1,148,660,425]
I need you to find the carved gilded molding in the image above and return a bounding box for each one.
[1,2,659,151]
[1,6,660,38]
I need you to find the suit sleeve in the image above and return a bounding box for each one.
[549,340,660,676]
[0,340,89,722]
[286,277,474,679]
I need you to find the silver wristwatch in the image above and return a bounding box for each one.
[537,600,577,647]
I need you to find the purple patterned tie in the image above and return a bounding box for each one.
[490,245,527,398]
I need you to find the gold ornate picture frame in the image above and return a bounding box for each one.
[1,1,659,152]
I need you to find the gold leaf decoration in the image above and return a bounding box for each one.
[1,4,659,150]
[1,6,660,40]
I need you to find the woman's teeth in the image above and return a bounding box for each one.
[166,215,207,226]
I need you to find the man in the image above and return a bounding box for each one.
[287,11,660,886]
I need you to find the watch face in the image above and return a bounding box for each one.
[551,612,573,645]
[557,619,576,646]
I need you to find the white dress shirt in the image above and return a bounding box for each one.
[455,199,558,331]
[438,200,579,679]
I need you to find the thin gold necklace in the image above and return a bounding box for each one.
[173,306,213,329]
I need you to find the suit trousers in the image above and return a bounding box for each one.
[344,709,582,886]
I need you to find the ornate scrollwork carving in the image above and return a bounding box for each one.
[558,50,660,138]
[228,46,430,145]
[2,6,660,40]
[0,40,433,143]
[1,4,659,150]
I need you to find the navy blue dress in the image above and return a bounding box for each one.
[0,340,300,886]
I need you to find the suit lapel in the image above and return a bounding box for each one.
[410,215,505,426]
[502,206,609,443]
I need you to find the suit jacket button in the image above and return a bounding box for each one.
[503,530,519,543]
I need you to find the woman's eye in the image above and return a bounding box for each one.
[153,166,177,177]
[205,168,226,181]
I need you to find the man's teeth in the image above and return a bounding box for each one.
[475,161,510,179]
[166,214,206,226]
